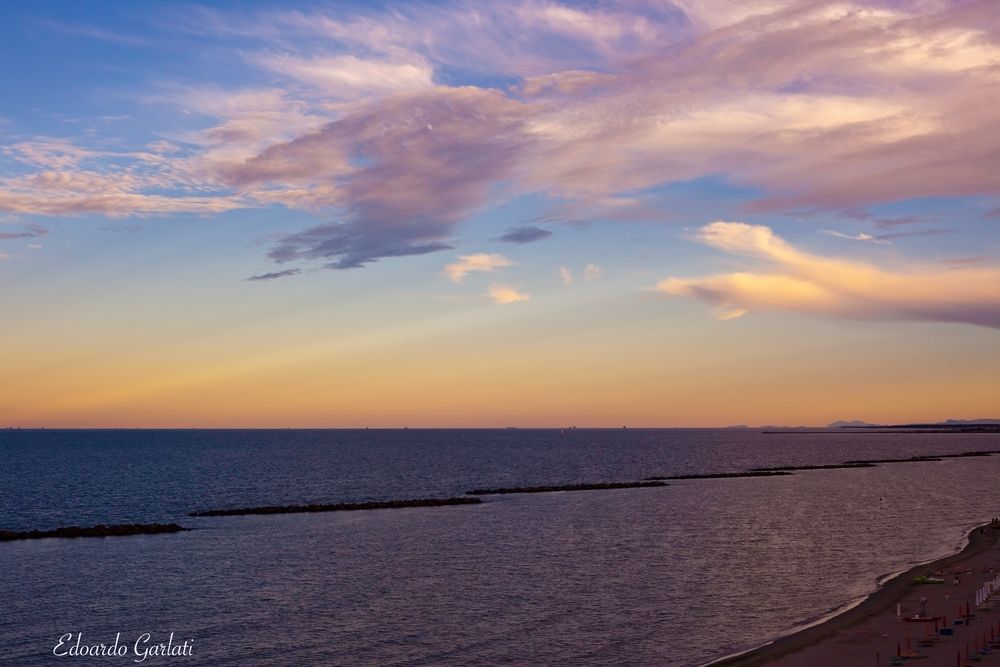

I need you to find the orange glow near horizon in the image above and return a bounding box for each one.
[2,2,999,428]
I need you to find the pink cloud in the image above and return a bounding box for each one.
[488,284,531,304]
[234,87,531,268]
[2,0,999,273]
[659,221,1000,329]
[255,54,434,98]
[443,253,514,283]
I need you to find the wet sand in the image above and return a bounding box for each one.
[713,522,1000,666]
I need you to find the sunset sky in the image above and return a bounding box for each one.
[1,0,998,427]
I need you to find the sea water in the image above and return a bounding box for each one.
[2,428,999,665]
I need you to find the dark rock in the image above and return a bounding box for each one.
[466,482,667,495]
[0,523,189,541]
[190,497,482,517]
[657,471,794,479]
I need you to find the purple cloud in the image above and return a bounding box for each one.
[494,225,553,244]
[246,268,301,281]
[3,0,1000,276]
[227,88,530,269]
[0,223,47,240]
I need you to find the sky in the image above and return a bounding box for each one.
[1,0,998,428]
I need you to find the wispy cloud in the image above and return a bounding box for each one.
[820,230,892,245]
[489,284,531,304]
[246,268,301,281]
[443,253,513,283]
[876,228,953,242]
[940,257,987,267]
[31,18,152,47]
[872,215,928,230]
[254,53,434,98]
[0,223,46,240]
[658,222,1000,329]
[583,263,603,282]
[4,0,1000,275]
[238,0,1000,271]
[0,136,249,217]
[559,263,602,284]
[495,225,552,244]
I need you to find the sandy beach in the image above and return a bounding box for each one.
[714,522,1000,666]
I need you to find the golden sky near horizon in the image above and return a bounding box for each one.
[1,1,999,427]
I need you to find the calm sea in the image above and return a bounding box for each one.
[2,429,999,665]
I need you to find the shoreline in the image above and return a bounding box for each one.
[707,521,1000,666]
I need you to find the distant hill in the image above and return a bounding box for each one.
[942,419,1000,425]
[826,418,1000,432]
[828,419,879,428]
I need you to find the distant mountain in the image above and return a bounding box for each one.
[828,419,879,428]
